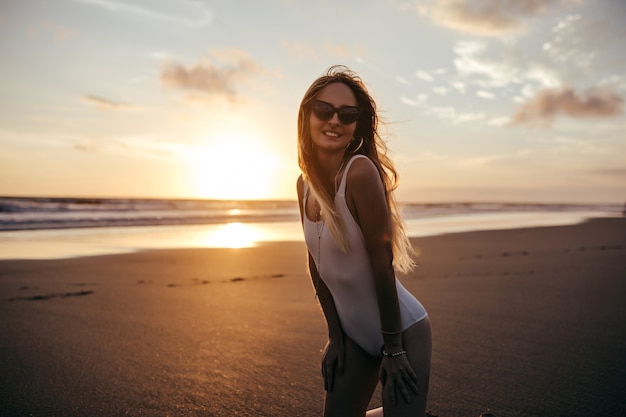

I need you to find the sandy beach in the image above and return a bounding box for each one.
[1,217,625,416]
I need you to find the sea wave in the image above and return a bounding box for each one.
[0,196,622,232]
[0,197,300,231]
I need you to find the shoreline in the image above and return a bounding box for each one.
[0,212,620,261]
[1,218,625,416]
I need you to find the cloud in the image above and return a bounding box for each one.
[512,87,624,125]
[543,14,592,66]
[82,95,138,111]
[396,75,411,85]
[428,105,485,124]
[452,40,564,95]
[477,90,495,99]
[487,116,509,126]
[74,135,192,161]
[74,0,213,27]
[424,0,574,36]
[400,97,419,107]
[400,94,428,107]
[416,70,434,82]
[400,91,487,125]
[453,40,521,88]
[458,148,534,167]
[160,49,263,101]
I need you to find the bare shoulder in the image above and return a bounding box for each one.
[297,174,304,192]
[296,174,304,216]
[346,157,382,189]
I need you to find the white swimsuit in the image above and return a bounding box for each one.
[303,155,427,357]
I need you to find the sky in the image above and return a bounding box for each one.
[1,0,625,203]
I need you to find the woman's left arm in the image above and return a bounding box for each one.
[348,158,418,405]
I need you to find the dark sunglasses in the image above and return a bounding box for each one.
[312,100,360,124]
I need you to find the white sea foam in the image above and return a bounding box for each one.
[0,197,622,259]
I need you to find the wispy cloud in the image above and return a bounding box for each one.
[452,39,565,99]
[74,0,213,27]
[458,148,534,167]
[400,94,428,107]
[512,87,624,126]
[75,136,192,160]
[1,127,187,162]
[487,116,509,126]
[400,91,488,124]
[453,40,521,88]
[416,70,434,82]
[82,95,139,111]
[476,90,495,100]
[428,105,485,124]
[160,49,264,101]
[422,0,575,36]
[396,75,411,85]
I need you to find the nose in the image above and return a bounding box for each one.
[328,112,341,125]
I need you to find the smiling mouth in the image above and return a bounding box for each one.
[323,131,340,138]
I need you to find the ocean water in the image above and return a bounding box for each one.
[0,197,622,260]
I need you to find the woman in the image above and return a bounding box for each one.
[296,65,432,417]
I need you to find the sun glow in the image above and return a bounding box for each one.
[191,130,278,200]
[196,222,260,248]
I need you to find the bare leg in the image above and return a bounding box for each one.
[324,334,381,417]
[365,407,383,417]
[382,316,432,417]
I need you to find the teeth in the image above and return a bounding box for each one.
[324,131,340,137]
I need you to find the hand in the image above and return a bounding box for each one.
[379,353,418,406]
[321,336,345,392]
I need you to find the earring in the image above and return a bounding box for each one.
[347,137,364,154]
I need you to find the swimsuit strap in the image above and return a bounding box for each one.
[337,155,369,196]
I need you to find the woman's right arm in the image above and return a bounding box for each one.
[297,175,345,391]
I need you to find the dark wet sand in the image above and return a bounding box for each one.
[1,218,625,416]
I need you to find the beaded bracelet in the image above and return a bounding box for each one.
[382,349,407,357]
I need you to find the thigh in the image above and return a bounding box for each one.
[324,334,381,417]
[382,316,432,417]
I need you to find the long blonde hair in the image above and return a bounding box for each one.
[298,65,415,273]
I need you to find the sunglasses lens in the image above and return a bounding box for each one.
[313,101,335,120]
[313,101,359,124]
[338,108,359,124]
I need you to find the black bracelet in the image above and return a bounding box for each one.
[381,329,403,335]
[382,349,407,357]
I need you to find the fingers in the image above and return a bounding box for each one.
[406,368,419,395]
[383,369,418,406]
[391,379,398,406]
[397,375,411,404]
[322,358,336,392]
[327,361,335,392]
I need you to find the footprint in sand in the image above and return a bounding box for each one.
[9,290,94,302]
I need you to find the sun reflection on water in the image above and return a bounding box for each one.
[195,222,259,248]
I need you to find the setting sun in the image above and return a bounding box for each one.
[191,131,278,200]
